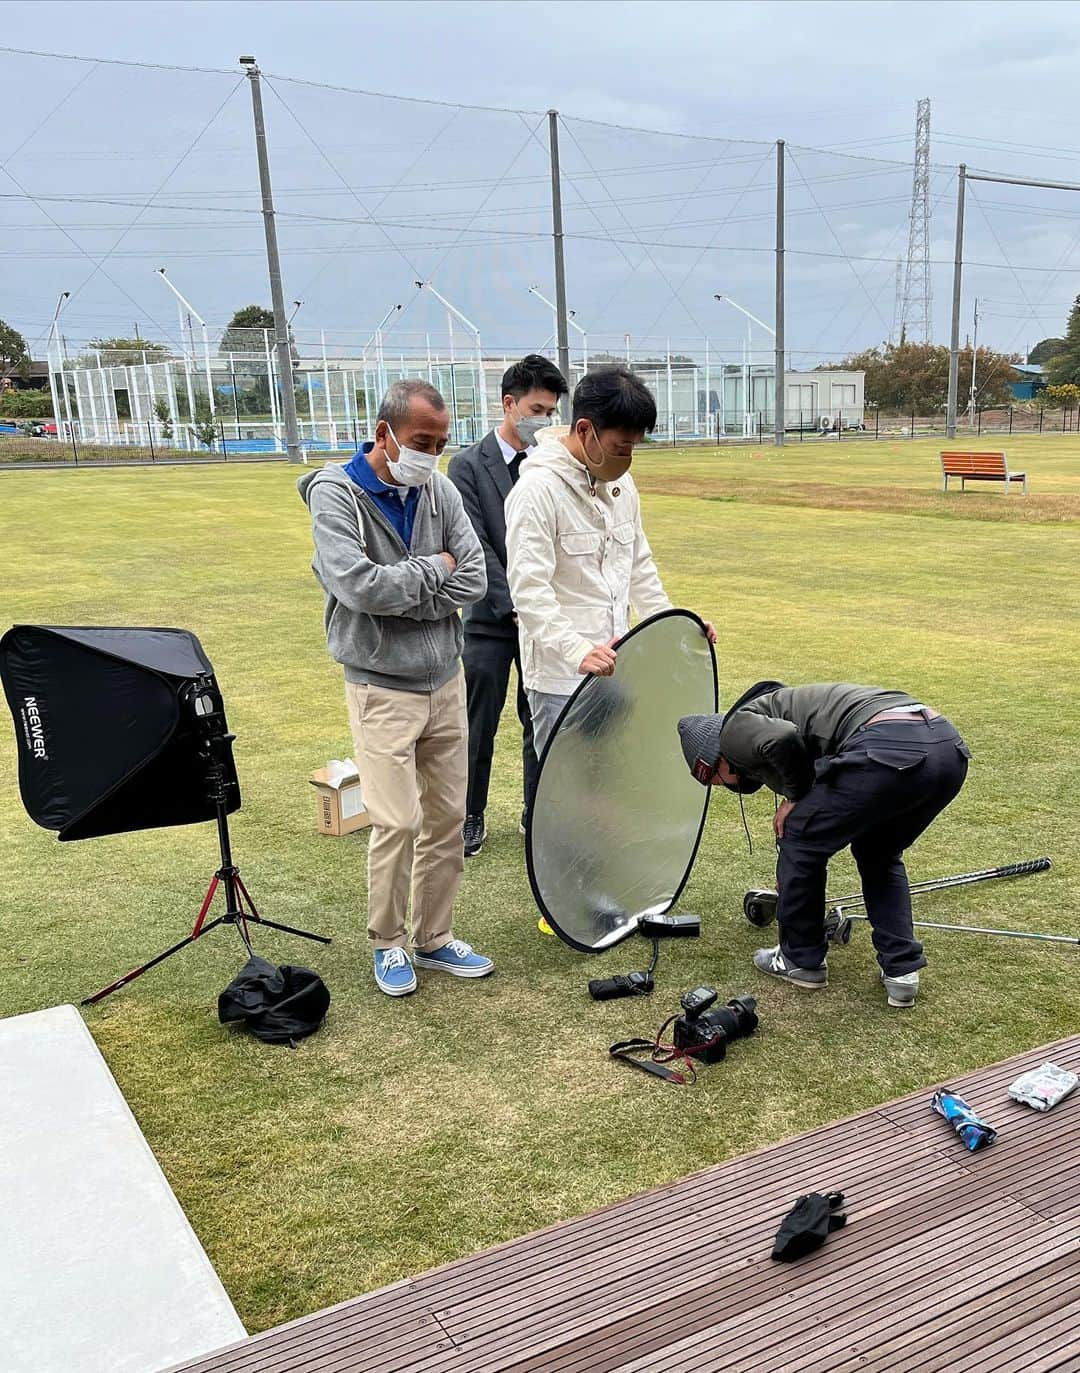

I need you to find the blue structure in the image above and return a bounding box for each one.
[1010,363,1046,401]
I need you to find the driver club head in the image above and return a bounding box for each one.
[743,888,778,927]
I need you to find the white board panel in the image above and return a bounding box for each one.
[1,1004,246,1373]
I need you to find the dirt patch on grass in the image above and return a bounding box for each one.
[634,475,1080,524]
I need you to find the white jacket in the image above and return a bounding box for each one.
[505,430,672,695]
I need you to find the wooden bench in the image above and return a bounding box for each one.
[941,450,1027,494]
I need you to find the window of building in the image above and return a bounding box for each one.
[788,384,815,413]
[831,383,856,406]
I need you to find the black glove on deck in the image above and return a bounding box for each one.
[771,1191,847,1262]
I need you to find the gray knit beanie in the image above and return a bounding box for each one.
[678,714,725,782]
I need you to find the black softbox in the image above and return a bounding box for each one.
[0,625,240,841]
[1,624,327,1007]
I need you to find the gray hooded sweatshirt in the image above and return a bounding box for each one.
[298,461,486,693]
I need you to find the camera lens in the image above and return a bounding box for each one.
[712,996,758,1041]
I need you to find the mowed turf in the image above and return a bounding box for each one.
[0,435,1077,1333]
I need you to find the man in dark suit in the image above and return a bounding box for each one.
[448,354,568,857]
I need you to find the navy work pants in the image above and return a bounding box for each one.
[776,715,971,976]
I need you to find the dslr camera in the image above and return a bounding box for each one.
[672,987,759,1064]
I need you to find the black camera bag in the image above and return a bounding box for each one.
[218,954,330,1045]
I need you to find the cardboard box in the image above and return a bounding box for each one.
[310,758,370,836]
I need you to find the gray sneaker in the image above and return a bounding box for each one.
[881,969,919,1009]
[753,946,828,989]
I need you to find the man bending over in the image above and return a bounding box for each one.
[679,682,970,1008]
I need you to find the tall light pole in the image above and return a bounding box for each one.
[417,281,487,438]
[529,285,587,376]
[715,294,775,438]
[240,54,302,462]
[546,110,572,414]
[362,302,402,402]
[155,268,215,417]
[967,297,979,427]
[48,291,71,435]
[774,139,786,446]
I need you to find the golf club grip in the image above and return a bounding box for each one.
[990,857,1052,878]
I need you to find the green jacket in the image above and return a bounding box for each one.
[717,683,920,800]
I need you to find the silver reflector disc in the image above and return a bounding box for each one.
[526,610,717,952]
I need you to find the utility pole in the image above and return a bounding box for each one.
[547,110,572,416]
[240,56,301,463]
[946,164,966,439]
[774,139,786,447]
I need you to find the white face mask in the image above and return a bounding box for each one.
[514,412,551,448]
[385,423,438,487]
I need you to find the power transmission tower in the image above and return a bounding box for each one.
[899,98,933,343]
[890,255,903,344]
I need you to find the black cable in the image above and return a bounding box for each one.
[739,791,753,857]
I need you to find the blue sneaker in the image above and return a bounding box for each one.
[373,947,417,997]
[413,939,494,979]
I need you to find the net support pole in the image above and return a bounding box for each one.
[946,164,966,440]
[242,56,302,463]
[774,139,786,447]
[547,110,573,413]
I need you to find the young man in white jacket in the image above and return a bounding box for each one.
[505,365,715,756]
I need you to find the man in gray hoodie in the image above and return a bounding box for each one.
[299,379,494,997]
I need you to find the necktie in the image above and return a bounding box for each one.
[509,451,527,484]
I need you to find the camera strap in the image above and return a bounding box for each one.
[608,1038,693,1085]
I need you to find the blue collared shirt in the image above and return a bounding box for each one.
[343,443,420,548]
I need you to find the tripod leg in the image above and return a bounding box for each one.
[233,874,331,945]
[191,875,220,938]
[244,916,332,945]
[81,918,227,1006]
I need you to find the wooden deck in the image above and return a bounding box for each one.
[171,1035,1080,1373]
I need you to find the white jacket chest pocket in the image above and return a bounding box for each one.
[607,521,635,583]
[559,528,603,589]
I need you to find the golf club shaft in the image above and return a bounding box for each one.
[841,913,1078,945]
[831,858,1052,917]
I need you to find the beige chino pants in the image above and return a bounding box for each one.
[345,672,467,952]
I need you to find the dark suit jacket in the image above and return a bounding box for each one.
[447,430,517,639]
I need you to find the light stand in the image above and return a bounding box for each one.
[81,677,329,1005]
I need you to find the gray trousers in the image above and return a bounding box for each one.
[527,689,571,758]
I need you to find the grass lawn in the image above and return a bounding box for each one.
[1,435,1078,1333]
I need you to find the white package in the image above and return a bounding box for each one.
[1008,1061,1079,1112]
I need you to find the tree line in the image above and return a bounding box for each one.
[833,293,1080,412]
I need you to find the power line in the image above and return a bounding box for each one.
[64,78,245,307]
[0,43,237,75]
[786,146,893,339]
[557,118,712,335]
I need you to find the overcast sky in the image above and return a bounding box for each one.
[2,0,1079,365]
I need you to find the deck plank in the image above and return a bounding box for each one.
[168,1033,1080,1373]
